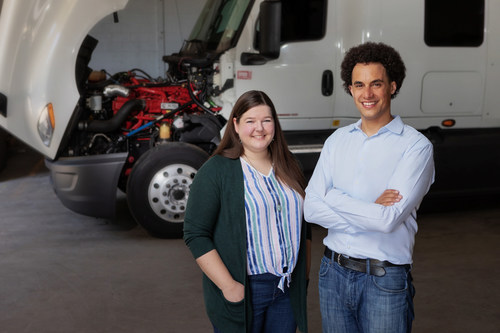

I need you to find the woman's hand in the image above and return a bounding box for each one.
[221,280,245,302]
[196,249,245,302]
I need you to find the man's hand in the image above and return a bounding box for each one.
[375,189,402,206]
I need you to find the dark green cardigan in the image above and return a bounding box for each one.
[184,155,308,332]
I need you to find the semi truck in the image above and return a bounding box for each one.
[0,0,499,237]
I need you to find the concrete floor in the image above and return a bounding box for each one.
[1,141,499,333]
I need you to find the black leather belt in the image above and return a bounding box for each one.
[324,247,410,277]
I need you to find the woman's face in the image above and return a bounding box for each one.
[233,105,275,155]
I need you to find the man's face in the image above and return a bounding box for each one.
[349,62,396,125]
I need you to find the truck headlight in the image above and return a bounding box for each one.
[37,103,55,146]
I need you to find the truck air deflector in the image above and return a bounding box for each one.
[45,152,128,218]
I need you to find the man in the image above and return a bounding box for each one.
[304,42,435,332]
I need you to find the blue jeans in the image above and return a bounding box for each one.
[319,255,415,333]
[249,273,297,333]
[213,273,296,333]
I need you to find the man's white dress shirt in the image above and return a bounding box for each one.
[304,116,435,264]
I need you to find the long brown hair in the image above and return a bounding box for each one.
[213,90,306,197]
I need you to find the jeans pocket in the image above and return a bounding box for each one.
[318,256,331,278]
[371,267,408,293]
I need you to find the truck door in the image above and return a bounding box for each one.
[234,0,335,132]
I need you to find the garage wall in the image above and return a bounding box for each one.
[88,0,205,78]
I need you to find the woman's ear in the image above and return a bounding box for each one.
[233,117,239,134]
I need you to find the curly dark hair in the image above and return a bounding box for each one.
[340,42,406,99]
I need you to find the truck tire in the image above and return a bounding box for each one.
[126,142,209,238]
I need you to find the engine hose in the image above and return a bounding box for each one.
[125,101,193,138]
[78,99,146,133]
[187,85,215,116]
[103,84,130,98]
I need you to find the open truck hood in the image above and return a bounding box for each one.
[0,0,129,159]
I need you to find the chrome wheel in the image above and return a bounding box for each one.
[148,163,197,223]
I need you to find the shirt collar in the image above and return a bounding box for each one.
[350,115,404,136]
[385,115,404,135]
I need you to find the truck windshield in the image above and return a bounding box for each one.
[182,0,252,55]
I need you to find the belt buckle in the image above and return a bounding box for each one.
[337,253,342,266]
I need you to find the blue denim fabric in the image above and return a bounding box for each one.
[319,255,415,333]
[249,273,297,333]
[212,273,297,333]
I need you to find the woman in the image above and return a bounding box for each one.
[184,90,310,333]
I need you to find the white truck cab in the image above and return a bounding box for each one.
[0,0,498,237]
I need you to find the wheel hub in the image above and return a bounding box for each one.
[148,163,197,223]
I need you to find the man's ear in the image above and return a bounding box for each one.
[390,81,397,95]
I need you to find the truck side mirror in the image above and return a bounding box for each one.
[241,1,281,65]
[259,1,281,58]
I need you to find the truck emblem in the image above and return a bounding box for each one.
[237,71,252,80]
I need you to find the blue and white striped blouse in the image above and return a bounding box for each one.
[241,157,303,291]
